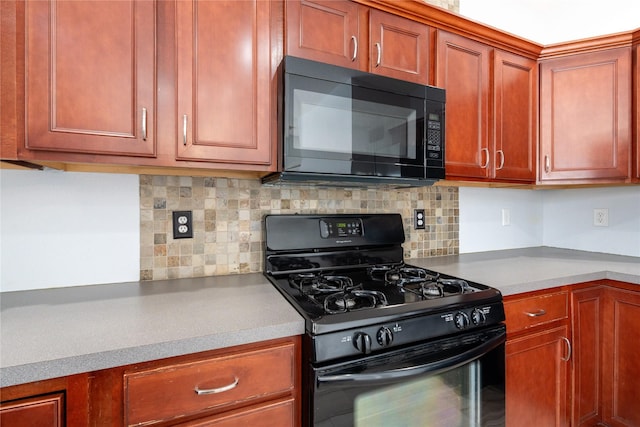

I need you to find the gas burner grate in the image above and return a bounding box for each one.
[288,273,354,295]
[323,288,388,314]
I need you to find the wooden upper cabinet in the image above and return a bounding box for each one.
[634,42,639,181]
[368,10,429,85]
[539,47,632,183]
[24,0,156,157]
[436,31,536,182]
[286,0,363,70]
[176,0,273,166]
[436,31,491,179]
[286,0,429,85]
[493,50,537,182]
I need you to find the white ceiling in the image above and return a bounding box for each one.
[459,0,639,44]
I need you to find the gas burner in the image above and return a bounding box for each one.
[368,264,439,288]
[421,282,444,298]
[288,273,354,295]
[440,278,472,294]
[324,289,388,314]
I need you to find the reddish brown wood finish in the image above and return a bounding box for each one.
[368,9,429,85]
[493,50,537,181]
[539,47,632,183]
[0,374,90,426]
[286,0,365,70]
[286,0,429,84]
[436,30,491,179]
[173,397,295,427]
[0,392,64,427]
[504,290,568,335]
[634,41,639,181]
[602,287,640,427]
[125,340,296,426]
[24,0,156,156]
[505,325,571,427]
[571,286,605,427]
[176,0,274,166]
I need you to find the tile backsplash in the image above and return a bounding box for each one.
[140,176,459,281]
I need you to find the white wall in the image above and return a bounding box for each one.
[460,187,640,257]
[0,169,140,291]
[459,187,543,253]
[459,0,640,44]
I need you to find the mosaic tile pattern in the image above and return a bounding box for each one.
[140,176,459,281]
[427,0,460,12]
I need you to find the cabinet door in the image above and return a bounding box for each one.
[176,0,273,166]
[285,0,363,70]
[634,43,639,181]
[539,48,632,183]
[174,398,294,427]
[369,10,429,85]
[506,326,571,427]
[571,286,605,427]
[25,0,155,156]
[602,287,640,427]
[0,392,64,427]
[493,50,537,182]
[436,31,490,179]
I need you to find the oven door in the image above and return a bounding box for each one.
[309,324,505,427]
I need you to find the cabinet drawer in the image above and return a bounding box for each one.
[504,291,568,334]
[174,397,295,427]
[124,342,295,426]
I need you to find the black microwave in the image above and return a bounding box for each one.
[263,56,445,187]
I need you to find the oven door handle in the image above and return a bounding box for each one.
[317,332,504,384]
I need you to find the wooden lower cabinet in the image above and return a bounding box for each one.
[571,282,640,427]
[504,290,571,427]
[0,392,64,427]
[0,337,300,427]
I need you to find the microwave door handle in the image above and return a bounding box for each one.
[317,332,504,384]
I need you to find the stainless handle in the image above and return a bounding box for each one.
[496,150,505,170]
[350,35,358,62]
[182,114,188,146]
[481,148,490,168]
[375,42,381,67]
[545,155,550,173]
[524,309,547,317]
[194,377,239,395]
[141,108,147,141]
[561,337,572,362]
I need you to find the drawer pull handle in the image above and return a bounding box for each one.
[524,309,546,317]
[350,35,358,61]
[561,337,572,362]
[194,377,239,395]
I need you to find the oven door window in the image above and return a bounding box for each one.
[284,74,426,177]
[312,325,505,427]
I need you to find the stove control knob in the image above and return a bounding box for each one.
[454,312,470,330]
[472,308,486,325]
[353,332,372,354]
[377,326,394,347]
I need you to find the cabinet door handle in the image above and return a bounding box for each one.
[183,114,188,146]
[350,35,358,61]
[141,108,147,141]
[481,148,490,168]
[194,377,239,395]
[375,42,381,67]
[496,150,505,170]
[561,337,572,362]
[524,309,546,317]
[544,155,550,173]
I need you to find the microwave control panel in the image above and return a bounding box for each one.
[426,112,442,161]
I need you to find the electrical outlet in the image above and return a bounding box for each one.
[173,211,193,238]
[593,208,609,227]
[414,209,425,230]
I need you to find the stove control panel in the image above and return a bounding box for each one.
[311,301,505,363]
[319,218,363,238]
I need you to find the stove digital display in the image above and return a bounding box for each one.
[320,218,363,238]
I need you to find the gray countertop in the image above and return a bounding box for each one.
[1,247,638,388]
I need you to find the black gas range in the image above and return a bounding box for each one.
[264,213,506,426]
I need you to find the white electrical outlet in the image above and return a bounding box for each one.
[593,208,609,227]
[501,208,511,226]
